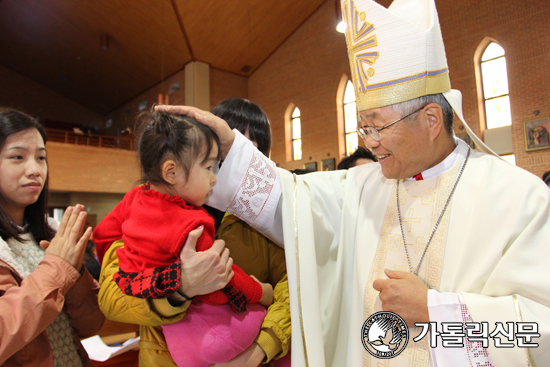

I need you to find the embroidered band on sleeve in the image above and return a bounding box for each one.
[460,300,495,366]
[227,149,278,226]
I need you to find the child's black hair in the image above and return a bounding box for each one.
[136,110,221,185]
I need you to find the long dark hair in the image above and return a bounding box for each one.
[136,110,221,185]
[0,108,55,243]
[211,98,271,156]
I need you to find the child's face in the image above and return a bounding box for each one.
[174,144,218,207]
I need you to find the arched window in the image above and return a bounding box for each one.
[480,42,511,129]
[343,80,359,155]
[291,107,302,161]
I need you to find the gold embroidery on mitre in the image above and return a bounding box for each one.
[356,69,451,111]
[342,0,379,100]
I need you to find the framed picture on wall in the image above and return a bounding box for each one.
[524,117,550,151]
[322,158,336,171]
[304,162,317,171]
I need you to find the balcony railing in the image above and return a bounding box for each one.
[45,128,135,151]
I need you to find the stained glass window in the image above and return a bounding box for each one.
[481,43,511,129]
[343,81,359,155]
[291,107,302,161]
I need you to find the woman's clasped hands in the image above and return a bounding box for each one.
[40,204,92,272]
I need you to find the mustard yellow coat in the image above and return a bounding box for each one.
[98,213,290,366]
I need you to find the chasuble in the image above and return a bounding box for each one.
[208,131,550,367]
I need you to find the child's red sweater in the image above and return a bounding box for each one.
[94,185,262,310]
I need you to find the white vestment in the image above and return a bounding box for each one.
[208,131,550,367]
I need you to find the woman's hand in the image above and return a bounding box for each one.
[251,275,274,307]
[178,226,234,298]
[154,105,236,160]
[43,204,92,272]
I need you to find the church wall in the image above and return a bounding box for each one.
[68,192,126,225]
[0,63,104,129]
[249,0,351,171]
[48,191,125,226]
[439,0,550,179]
[210,68,249,109]
[104,68,187,137]
[46,142,140,194]
[104,66,248,136]
[249,0,550,179]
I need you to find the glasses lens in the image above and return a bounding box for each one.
[366,127,381,141]
[356,127,367,140]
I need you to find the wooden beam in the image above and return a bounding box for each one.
[171,0,194,60]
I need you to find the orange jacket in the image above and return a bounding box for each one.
[0,253,104,366]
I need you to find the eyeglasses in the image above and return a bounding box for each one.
[356,105,428,141]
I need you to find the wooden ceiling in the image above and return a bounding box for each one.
[0,0,327,114]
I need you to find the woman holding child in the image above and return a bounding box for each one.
[97,99,290,367]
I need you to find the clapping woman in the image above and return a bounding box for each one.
[0,108,104,366]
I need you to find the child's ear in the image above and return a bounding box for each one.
[161,160,178,184]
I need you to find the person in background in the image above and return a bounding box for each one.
[84,240,101,280]
[0,108,104,366]
[337,146,377,170]
[543,170,550,187]
[211,98,291,367]
[204,98,273,231]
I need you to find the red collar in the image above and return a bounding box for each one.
[412,173,424,181]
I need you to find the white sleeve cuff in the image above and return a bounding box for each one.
[208,129,254,211]
[426,290,494,367]
[208,129,281,232]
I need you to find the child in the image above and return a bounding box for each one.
[94,111,273,367]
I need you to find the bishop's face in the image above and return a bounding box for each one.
[358,106,431,180]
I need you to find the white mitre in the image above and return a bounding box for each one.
[341,0,497,155]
